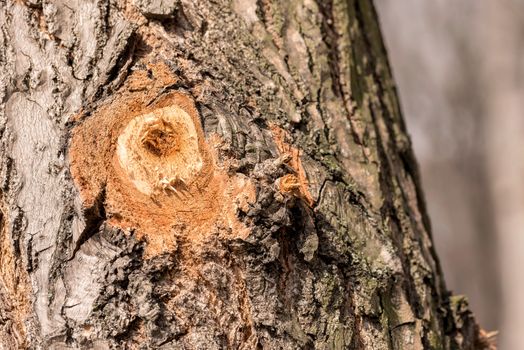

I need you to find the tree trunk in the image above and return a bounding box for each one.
[0,0,490,349]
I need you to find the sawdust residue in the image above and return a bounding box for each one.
[69,63,255,257]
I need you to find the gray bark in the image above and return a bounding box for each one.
[0,0,490,349]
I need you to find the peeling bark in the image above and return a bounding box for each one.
[0,0,490,349]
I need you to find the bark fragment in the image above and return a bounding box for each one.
[134,0,179,19]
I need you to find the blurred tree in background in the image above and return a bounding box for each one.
[376,1,524,348]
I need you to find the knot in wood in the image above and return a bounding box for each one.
[117,106,203,195]
[69,87,256,256]
[140,117,179,157]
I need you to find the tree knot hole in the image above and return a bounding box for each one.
[139,116,180,157]
[117,106,203,196]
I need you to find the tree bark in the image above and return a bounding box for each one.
[0,0,490,349]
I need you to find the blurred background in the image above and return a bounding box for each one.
[375,1,524,348]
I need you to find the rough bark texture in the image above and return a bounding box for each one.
[0,0,490,349]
